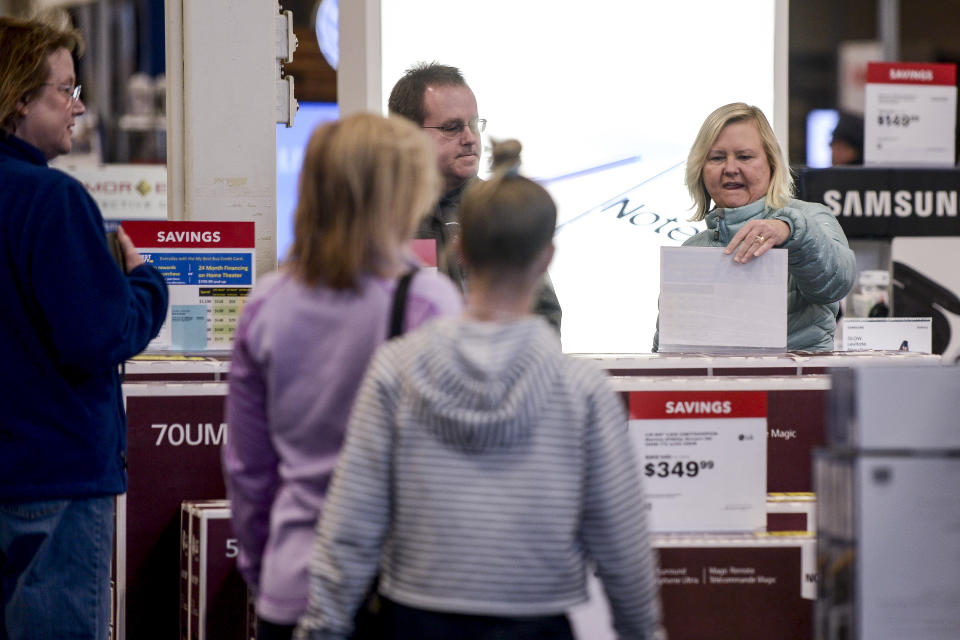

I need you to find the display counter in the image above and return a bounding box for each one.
[572,350,941,377]
[571,532,817,640]
[113,350,944,640]
[124,353,230,382]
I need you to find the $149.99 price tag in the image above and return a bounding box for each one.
[876,113,919,128]
[629,391,768,533]
[864,62,957,166]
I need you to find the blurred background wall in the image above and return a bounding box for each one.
[2,0,957,166]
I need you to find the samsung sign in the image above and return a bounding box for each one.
[797,167,960,237]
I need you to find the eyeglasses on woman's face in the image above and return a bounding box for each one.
[42,83,82,105]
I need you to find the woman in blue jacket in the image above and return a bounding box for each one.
[0,16,167,640]
[654,102,856,352]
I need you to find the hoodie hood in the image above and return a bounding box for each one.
[404,316,561,454]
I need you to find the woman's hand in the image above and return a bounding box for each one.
[724,218,790,264]
[116,226,145,274]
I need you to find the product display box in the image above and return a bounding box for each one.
[180,500,248,640]
[828,365,960,449]
[116,383,229,640]
[570,533,816,640]
[814,451,960,640]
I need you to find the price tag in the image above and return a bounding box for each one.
[864,62,957,166]
[842,317,932,353]
[629,391,767,533]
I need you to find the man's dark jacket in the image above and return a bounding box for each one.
[416,181,562,330]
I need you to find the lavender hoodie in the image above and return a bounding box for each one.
[222,267,461,624]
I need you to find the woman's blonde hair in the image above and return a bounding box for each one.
[288,112,440,289]
[685,102,794,221]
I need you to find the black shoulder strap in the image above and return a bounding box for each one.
[388,269,418,339]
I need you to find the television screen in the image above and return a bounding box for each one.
[380,0,782,352]
[806,109,840,169]
[276,102,339,261]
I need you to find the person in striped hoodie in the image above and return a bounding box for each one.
[296,140,666,640]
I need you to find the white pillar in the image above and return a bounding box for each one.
[879,0,900,62]
[165,0,280,277]
[338,0,382,116]
[775,0,790,157]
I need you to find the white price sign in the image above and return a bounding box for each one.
[628,391,768,533]
[864,62,957,166]
[842,317,932,353]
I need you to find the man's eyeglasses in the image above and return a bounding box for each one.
[42,83,82,104]
[423,117,486,139]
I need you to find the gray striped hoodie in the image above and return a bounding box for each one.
[297,316,665,640]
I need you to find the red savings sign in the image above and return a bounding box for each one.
[629,391,767,420]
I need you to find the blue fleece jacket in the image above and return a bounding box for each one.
[0,133,168,501]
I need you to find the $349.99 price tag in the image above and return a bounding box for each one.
[629,391,768,533]
[644,459,715,478]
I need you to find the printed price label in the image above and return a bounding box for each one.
[629,391,768,533]
[875,113,920,128]
[864,62,957,166]
[644,459,715,479]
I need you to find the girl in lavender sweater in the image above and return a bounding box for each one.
[222,113,462,640]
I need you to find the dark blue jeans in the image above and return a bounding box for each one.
[0,496,114,640]
[371,596,575,640]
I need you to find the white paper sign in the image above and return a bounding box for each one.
[864,62,958,166]
[659,246,787,352]
[842,317,932,353]
[628,391,768,533]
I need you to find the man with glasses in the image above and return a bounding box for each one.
[389,62,562,330]
[0,16,168,640]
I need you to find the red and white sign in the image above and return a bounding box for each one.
[629,390,768,533]
[630,390,768,420]
[122,221,256,351]
[864,62,957,166]
[122,220,256,248]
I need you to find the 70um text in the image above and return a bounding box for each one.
[151,422,227,447]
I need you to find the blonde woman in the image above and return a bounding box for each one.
[223,113,462,640]
[654,102,855,352]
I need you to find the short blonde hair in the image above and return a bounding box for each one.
[685,102,794,221]
[288,112,441,289]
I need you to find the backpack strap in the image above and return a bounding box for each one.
[388,269,418,339]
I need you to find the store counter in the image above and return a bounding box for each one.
[112,350,943,640]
